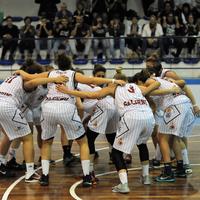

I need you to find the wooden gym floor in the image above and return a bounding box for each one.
[0,124,200,200]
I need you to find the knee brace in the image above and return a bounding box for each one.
[137,143,149,162]
[112,148,127,171]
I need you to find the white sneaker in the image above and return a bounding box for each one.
[141,175,151,185]
[184,164,192,174]
[25,172,40,183]
[112,183,130,194]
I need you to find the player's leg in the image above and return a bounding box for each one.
[76,134,92,187]
[0,132,15,177]
[7,138,24,170]
[60,126,76,166]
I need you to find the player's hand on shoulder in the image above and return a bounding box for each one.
[14,70,23,75]
[114,79,126,86]
[56,84,68,93]
[54,75,68,84]
[193,105,200,117]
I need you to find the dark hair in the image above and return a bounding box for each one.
[129,72,141,83]
[25,65,44,74]
[57,54,72,70]
[24,16,32,22]
[92,64,106,76]
[6,16,12,20]
[153,62,162,76]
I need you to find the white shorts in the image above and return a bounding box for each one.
[88,105,118,134]
[113,110,155,154]
[0,102,31,140]
[154,110,164,126]
[41,102,85,140]
[158,103,195,138]
[25,107,42,125]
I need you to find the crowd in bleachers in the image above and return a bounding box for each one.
[0,0,200,63]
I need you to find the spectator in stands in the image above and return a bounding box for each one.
[92,16,108,59]
[35,16,53,60]
[141,15,163,57]
[35,0,60,21]
[108,18,125,59]
[0,16,19,61]
[69,16,91,59]
[184,13,198,57]
[55,2,73,24]
[162,13,184,58]
[175,3,191,24]
[108,0,127,22]
[19,17,36,60]
[76,0,91,13]
[73,2,91,25]
[126,15,142,59]
[91,0,108,23]
[158,0,175,21]
[53,18,72,58]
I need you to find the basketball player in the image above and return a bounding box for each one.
[56,73,163,193]
[136,68,195,182]
[17,54,125,187]
[146,55,199,174]
[0,65,67,181]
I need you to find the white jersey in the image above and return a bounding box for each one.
[77,83,101,113]
[115,83,151,116]
[24,85,48,109]
[0,75,26,107]
[160,68,170,79]
[152,77,190,110]
[45,70,76,104]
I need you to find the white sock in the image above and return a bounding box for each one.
[41,160,50,176]
[81,160,90,176]
[119,171,128,184]
[155,144,162,161]
[89,162,94,172]
[0,155,6,165]
[8,148,16,161]
[182,148,190,165]
[142,164,149,177]
[26,163,34,177]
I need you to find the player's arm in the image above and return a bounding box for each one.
[24,76,68,90]
[150,86,181,96]
[139,79,160,96]
[56,84,115,99]
[15,70,49,80]
[75,72,125,86]
[75,97,84,120]
[165,71,200,113]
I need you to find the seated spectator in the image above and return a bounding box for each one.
[73,2,91,25]
[126,15,142,59]
[53,18,72,58]
[175,3,191,24]
[55,2,73,24]
[1,16,19,60]
[162,13,184,58]
[91,0,108,23]
[184,14,198,57]
[108,0,127,22]
[35,16,53,60]
[142,15,163,57]
[92,16,108,59]
[158,0,175,22]
[35,0,60,21]
[19,17,36,60]
[76,0,91,13]
[69,16,91,59]
[108,18,125,58]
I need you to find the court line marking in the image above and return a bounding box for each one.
[1,147,108,200]
[69,163,200,200]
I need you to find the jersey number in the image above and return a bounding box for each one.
[128,86,135,93]
[5,75,17,83]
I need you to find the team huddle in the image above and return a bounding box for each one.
[0,53,199,194]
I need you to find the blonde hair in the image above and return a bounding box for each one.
[113,67,127,81]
